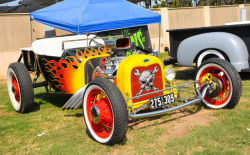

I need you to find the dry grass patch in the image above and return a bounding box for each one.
[158,109,217,141]
[0,109,13,116]
[0,105,13,116]
[0,79,6,84]
[127,104,217,143]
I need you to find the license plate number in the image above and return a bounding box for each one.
[150,93,175,110]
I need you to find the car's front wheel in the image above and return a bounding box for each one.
[195,58,242,109]
[83,78,128,145]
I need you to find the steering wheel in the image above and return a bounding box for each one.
[89,39,101,46]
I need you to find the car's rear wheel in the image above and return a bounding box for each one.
[83,78,128,145]
[7,62,34,113]
[195,58,242,109]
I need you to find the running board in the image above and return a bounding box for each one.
[62,85,88,110]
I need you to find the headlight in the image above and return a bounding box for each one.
[164,66,176,81]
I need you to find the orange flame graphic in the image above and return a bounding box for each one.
[42,47,111,93]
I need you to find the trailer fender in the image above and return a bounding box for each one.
[177,32,249,72]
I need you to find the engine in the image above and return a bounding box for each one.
[92,38,131,81]
[91,37,160,86]
[92,56,125,81]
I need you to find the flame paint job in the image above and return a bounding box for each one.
[38,46,111,94]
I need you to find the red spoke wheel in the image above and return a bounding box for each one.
[7,62,34,113]
[83,78,128,145]
[195,59,242,109]
[11,75,20,103]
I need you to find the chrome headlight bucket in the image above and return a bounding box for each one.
[164,66,176,81]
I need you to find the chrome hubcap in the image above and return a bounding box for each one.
[12,85,16,94]
[207,76,223,98]
[90,106,100,124]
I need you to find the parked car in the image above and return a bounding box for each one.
[164,23,250,72]
[7,28,242,144]
[6,0,243,145]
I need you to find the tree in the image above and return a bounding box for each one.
[179,0,183,6]
[161,0,167,7]
[150,0,250,8]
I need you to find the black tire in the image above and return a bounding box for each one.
[195,58,242,109]
[7,62,34,113]
[82,78,128,145]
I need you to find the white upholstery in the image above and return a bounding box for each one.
[32,34,104,57]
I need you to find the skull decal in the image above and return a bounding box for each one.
[134,66,159,99]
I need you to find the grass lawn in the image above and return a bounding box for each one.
[0,53,249,154]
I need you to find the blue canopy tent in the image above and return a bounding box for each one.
[30,0,161,34]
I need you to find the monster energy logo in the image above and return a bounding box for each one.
[126,50,135,56]
[121,28,146,49]
[107,27,147,57]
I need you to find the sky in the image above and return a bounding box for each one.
[0,0,194,7]
[0,0,21,6]
[0,0,147,7]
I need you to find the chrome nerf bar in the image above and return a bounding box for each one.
[125,81,197,101]
[128,85,209,120]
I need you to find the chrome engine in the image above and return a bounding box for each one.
[92,56,126,79]
[92,37,159,80]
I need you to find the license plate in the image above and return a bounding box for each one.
[150,93,175,110]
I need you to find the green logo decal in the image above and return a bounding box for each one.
[126,50,135,56]
[121,28,146,49]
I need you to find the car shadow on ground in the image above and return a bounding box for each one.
[85,127,128,146]
[33,92,72,112]
[64,113,83,117]
[239,72,250,81]
[175,67,196,81]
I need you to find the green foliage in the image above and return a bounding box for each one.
[152,4,161,8]
[151,0,249,8]
[161,1,167,7]
[152,0,167,8]
[169,0,181,8]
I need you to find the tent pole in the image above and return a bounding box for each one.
[86,31,90,45]
[30,19,33,44]
[158,22,161,52]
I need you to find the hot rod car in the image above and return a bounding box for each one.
[7,0,242,145]
[7,29,242,144]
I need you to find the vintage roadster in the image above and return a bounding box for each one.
[7,0,242,145]
[7,31,242,144]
